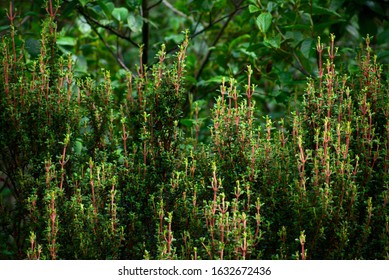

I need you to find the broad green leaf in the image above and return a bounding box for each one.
[164,34,185,44]
[256,12,272,33]
[228,34,250,52]
[99,1,115,18]
[239,48,258,59]
[57,36,76,46]
[74,56,88,75]
[0,25,10,32]
[77,16,91,34]
[112,7,129,22]
[198,75,228,86]
[180,119,194,128]
[312,5,341,17]
[284,31,304,48]
[294,50,313,76]
[127,14,143,33]
[300,38,314,59]
[264,34,281,49]
[79,0,89,7]
[126,0,141,9]
[73,139,83,155]
[249,5,260,13]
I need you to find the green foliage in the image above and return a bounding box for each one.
[1,0,389,260]
[1,0,387,121]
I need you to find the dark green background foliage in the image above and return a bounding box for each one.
[0,0,388,259]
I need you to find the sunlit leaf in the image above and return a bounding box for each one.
[57,36,77,46]
[112,7,129,22]
[79,0,89,7]
[73,139,83,155]
[164,34,185,44]
[256,12,272,33]
[77,16,91,34]
[127,14,143,33]
[249,5,260,13]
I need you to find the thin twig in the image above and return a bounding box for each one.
[148,0,163,10]
[195,0,246,81]
[162,0,190,19]
[84,15,130,71]
[78,7,139,48]
[274,24,312,77]
[162,4,248,62]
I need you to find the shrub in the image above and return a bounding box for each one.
[1,2,388,260]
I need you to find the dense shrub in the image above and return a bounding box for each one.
[1,3,388,260]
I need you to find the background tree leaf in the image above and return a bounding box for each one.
[256,12,272,33]
[127,14,143,33]
[112,7,129,22]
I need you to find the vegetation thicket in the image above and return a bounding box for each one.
[0,0,388,259]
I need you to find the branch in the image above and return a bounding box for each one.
[84,15,130,71]
[162,0,190,19]
[274,24,312,77]
[161,4,248,61]
[78,7,139,48]
[148,0,163,10]
[195,0,246,81]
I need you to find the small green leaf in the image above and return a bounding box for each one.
[228,34,250,52]
[127,14,143,33]
[74,56,88,75]
[126,0,141,9]
[198,75,228,86]
[264,34,281,49]
[300,38,314,59]
[73,139,83,155]
[256,12,272,33]
[164,34,185,44]
[112,7,129,22]
[77,17,91,34]
[57,37,76,46]
[249,5,260,13]
[79,0,89,7]
[99,1,115,18]
[0,25,10,32]
[312,5,341,17]
[180,119,194,128]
